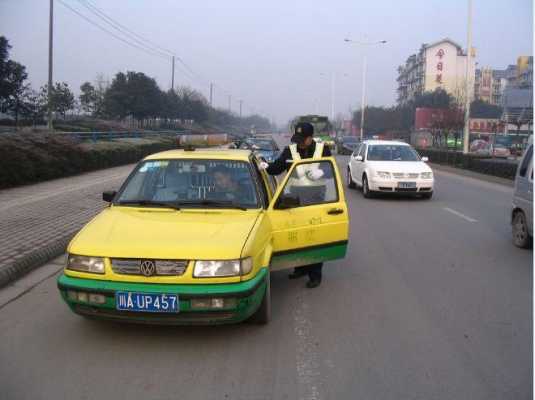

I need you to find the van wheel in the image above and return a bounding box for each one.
[513,211,532,248]
[249,273,271,324]
[347,167,356,189]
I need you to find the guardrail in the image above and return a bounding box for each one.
[51,130,191,143]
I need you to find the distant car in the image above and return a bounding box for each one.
[512,139,533,248]
[243,137,280,162]
[337,136,360,155]
[347,140,434,199]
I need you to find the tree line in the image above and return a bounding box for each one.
[0,36,271,132]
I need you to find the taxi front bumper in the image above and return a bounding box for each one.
[57,268,268,325]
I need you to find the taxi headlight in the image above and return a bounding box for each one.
[193,258,252,277]
[67,255,105,274]
[376,171,391,179]
[421,172,433,179]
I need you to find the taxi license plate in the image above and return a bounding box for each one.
[115,292,179,313]
[398,182,417,188]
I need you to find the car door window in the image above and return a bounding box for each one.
[276,161,338,207]
[358,144,367,160]
[519,145,533,177]
[353,144,362,157]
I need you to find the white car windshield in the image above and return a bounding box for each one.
[367,145,420,162]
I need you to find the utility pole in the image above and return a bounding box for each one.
[331,72,335,122]
[209,83,213,107]
[239,100,243,118]
[171,56,175,91]
[360,54,367,141]
[47,0,54,131]
[462,0,473,154]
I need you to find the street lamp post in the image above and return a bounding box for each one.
[462,0,473,154]
[344,38,387,141]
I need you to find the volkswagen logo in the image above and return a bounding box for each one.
[140,260,156,277]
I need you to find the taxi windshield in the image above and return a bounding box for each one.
[116,159,260,209]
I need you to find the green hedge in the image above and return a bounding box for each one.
[0,133,176,189]
[417,148,518,180]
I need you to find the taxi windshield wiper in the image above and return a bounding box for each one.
[177,200,247,211]
[116,200,181,210]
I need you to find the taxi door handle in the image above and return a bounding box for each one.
[327,208,344,215]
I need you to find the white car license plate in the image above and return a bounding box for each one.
[398,182,417,188]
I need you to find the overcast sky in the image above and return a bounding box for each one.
[1,0,533,126]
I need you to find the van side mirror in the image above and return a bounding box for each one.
[355,155,363,162]
[275,195,300,209]
[102,190,117,203]
[421,156,429,162]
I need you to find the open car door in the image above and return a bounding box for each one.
[267,157,349,271]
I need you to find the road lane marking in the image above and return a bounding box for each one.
[294,293,323,400]
[443,207,478,223]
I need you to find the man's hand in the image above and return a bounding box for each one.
[306,169,324,181]
[259,161,269,170]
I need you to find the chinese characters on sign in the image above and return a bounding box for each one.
[436,49,445,85]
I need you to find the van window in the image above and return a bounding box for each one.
[519,145,532,177]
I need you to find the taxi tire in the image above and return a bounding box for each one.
[249,273,271,324]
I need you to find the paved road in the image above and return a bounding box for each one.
[0,144,531,400]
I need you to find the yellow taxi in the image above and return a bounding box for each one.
[57,148,349,324]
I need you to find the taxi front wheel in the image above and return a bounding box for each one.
[249,273,271,324]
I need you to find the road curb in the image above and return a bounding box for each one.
[0,234,73,289]
[429,163,514,187]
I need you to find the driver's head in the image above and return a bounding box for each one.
[212,165,235,190]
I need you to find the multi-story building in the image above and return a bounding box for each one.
[397,38,476,104]
[474,67,507,105]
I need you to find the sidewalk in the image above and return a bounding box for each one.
[0,164,133,288]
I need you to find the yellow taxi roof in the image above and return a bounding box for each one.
[144,148,253,162]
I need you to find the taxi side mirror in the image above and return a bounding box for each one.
[355,155,363,162]
[275,194,300,210]
[421,156,429,162]
[102,190,117,203]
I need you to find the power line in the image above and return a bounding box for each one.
[75,0,172,59]
[57,0,169,61]
[79,0,174,56]
[58,0,258,116]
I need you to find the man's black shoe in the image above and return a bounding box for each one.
[306,279,321,288]
[288,270,307,279]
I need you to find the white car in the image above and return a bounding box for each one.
[346,140,434,199]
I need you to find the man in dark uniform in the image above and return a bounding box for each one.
[259,122,331,288]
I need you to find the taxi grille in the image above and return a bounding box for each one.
[111,259,188,276]
[393,172,419,179]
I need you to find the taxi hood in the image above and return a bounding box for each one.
[68,207,261,260]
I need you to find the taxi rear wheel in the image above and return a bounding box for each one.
[249,273,271,324]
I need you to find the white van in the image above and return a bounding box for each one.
[512,137,533,248]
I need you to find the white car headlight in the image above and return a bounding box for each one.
[194,258,252,277]
[67,255,105,274]
[421,172,433,179]
[376,171,391,179]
